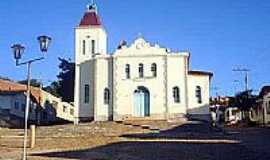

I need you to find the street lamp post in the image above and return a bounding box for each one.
[11,35,51,160]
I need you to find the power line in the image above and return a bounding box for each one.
[232,67,251,91]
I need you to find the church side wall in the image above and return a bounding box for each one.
[94,57,112,121]
[77,61,94,121]
[166,55,188,117]
[187,74,210,121]
[113,56,167,120]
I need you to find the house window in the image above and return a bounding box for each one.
[63,105,68,113]
[84,84,90,104]
[43,112,47,120]
[196,86,202,104]
[104,88,110,104]
[91,40,95,54]
[21,104,26,112]
[151,63,157,77]
[14,101,19,110]
[173,87,180,103]
[125,64,130,79]
[82,40,86,55]
[139,63,144,78]
[70,108,74,116]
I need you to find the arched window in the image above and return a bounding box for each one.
[173,87,180,103]
[125,64,130,79]
[151,63,157,77]
[139,63,144,78]
[82,40,86,55]
[104,88,110,104]
[196,86,202,104]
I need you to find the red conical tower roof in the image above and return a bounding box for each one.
[79,3,102,27]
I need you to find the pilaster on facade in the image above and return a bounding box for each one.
[164,55,169,119]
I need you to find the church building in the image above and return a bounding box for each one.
[74,3,213,123]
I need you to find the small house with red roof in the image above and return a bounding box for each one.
[0,79,74,127]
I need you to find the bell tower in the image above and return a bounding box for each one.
[74,2,107,123]
[75,2,107,64]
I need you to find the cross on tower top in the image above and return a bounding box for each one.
[87,0,98,13]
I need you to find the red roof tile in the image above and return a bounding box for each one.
[79,12,102,27]
[0,79,42,104]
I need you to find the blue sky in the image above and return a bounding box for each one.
[0,0,270,96]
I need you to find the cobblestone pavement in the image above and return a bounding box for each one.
[0,121,269,160]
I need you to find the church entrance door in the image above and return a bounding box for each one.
[133,86,150,117]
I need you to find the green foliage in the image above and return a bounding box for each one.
[229,90,258,111]
[57,58,75,102]
[43,57,75,102]
[43,81,61,97]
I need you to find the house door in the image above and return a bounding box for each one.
[133,86,150,117]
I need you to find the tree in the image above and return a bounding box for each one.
[57,58,75,102]
[42,57,75,102]
[232,90,257,111]
[43,81,60,97]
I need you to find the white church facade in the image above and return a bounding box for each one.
[74,3,213,123]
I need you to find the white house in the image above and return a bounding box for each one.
[74,3,213,123]
[0,79,74,126]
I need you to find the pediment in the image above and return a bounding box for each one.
[114,37,168,56]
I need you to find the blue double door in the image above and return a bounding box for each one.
[133,87,150,117]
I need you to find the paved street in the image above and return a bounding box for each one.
[0,121,270,160]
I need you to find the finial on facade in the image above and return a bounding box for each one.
[117,40,127,49]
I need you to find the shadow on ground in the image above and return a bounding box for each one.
[121,122,225,139]
[30,122,265,160]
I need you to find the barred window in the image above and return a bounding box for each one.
[125,64,130,79]
[196,86,202,104]
[139,63,144,78]
[173,87,180,103]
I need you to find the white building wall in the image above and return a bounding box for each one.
[94,56,113,121]
[166,55,189,117]
[187,74,210,119]
[113,56,168,120]
[41,91,75,122]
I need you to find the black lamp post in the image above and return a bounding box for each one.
[11,35,51,160]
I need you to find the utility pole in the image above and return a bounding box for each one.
[232,68,250,91]
[211,86,220,97]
